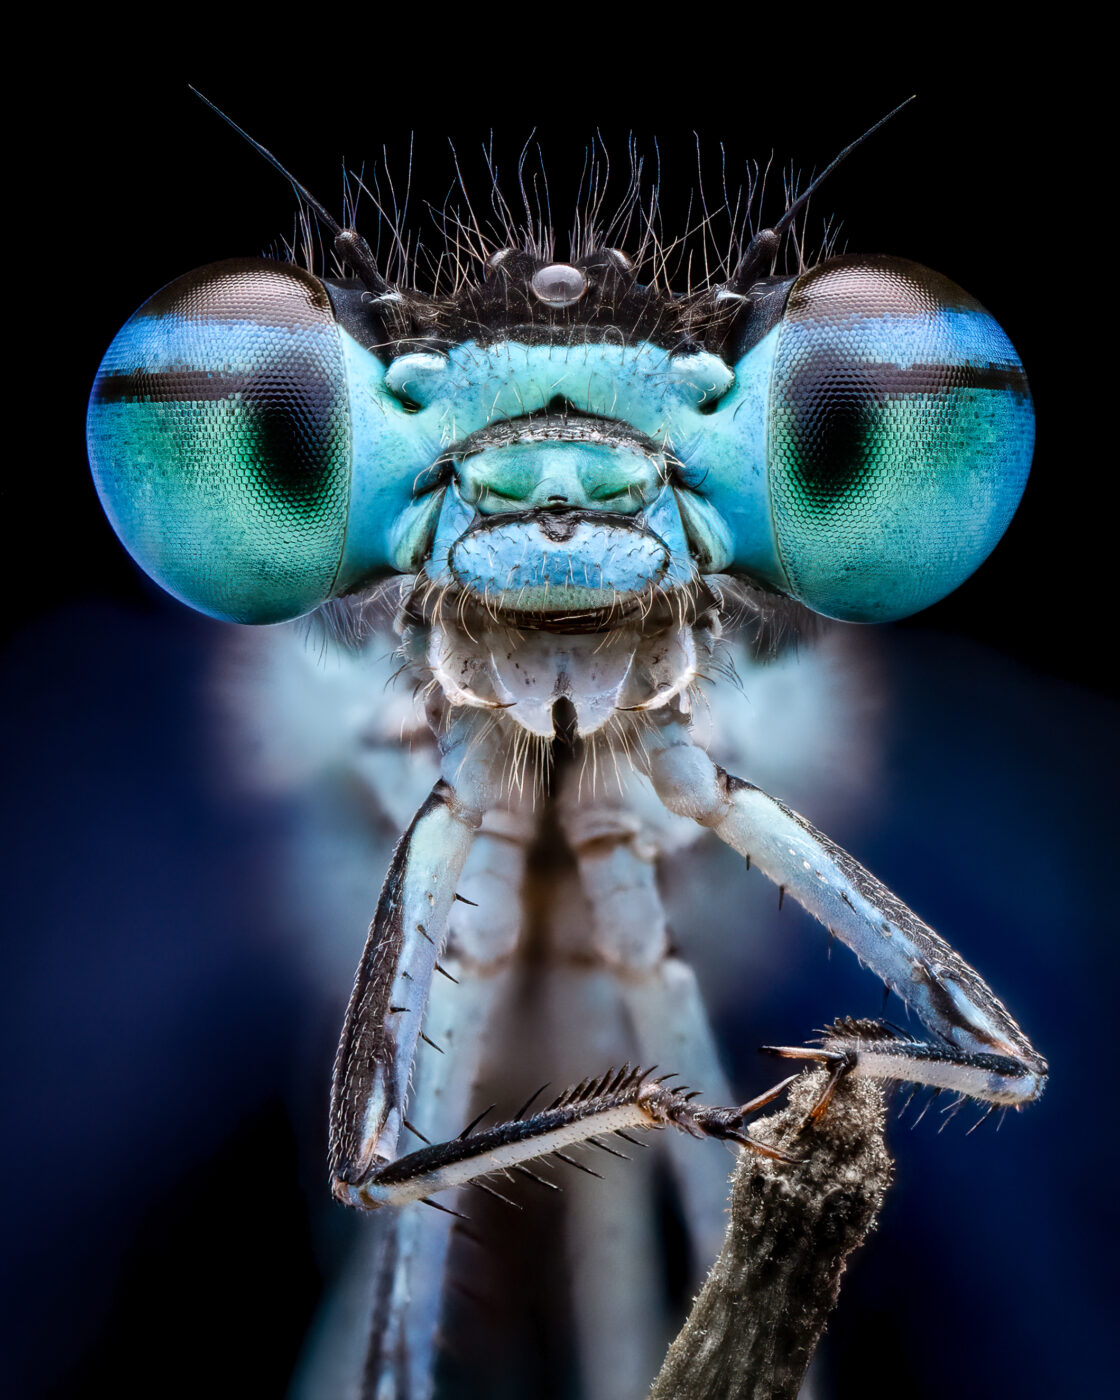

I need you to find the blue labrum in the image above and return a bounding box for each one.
[444,514,671,615]
[87,253,1032,625]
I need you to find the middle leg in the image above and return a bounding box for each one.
[555,771,738,1273]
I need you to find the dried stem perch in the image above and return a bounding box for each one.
[649,1069,893,1400]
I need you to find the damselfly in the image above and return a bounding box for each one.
[83,97,1046,1399]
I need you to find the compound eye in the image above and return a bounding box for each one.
[87,258,352,623]
[767,256,1033,622]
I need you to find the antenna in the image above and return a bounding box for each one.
[729,96,917,291]
[190,87,391,296]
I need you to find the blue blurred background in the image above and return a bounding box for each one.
[4,55,1113,1399]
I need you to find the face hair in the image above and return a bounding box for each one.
[195,87,913,361]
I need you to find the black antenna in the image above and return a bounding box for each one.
[729,96,917,292]
[190,87,391,296]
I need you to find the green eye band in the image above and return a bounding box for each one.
[764,256,1033,622]
[87,259,353,623]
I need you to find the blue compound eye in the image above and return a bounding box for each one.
[764,255,1033,622]
[87,258,353,623]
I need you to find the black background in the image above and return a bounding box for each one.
[3,39,1114,1400]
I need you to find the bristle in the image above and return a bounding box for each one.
[514,1084,550,1121]
[586,1136,630,1161]
[552,1151,604,1180]
[421,1197,469,1219]
[458,1106,496,1141]
[469,1179,522,1209]
[515,1166,560,1191]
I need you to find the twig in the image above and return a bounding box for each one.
[649,1068,893,1400]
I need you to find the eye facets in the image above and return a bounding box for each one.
[765,255,1033,622]
[530,263,588,307]
[86,259,351,623]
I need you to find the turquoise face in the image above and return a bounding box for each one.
[87,253,1033,625]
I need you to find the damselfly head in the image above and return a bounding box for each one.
[86,104,1034,739]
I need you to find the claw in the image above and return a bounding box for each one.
[663,1072,802,1162]
[724,1131,805,1165]
[800,1054,858,1128]
[759,1041,859,1127]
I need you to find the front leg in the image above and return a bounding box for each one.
[639,710,1048,1105]
[329,707,504,1198]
